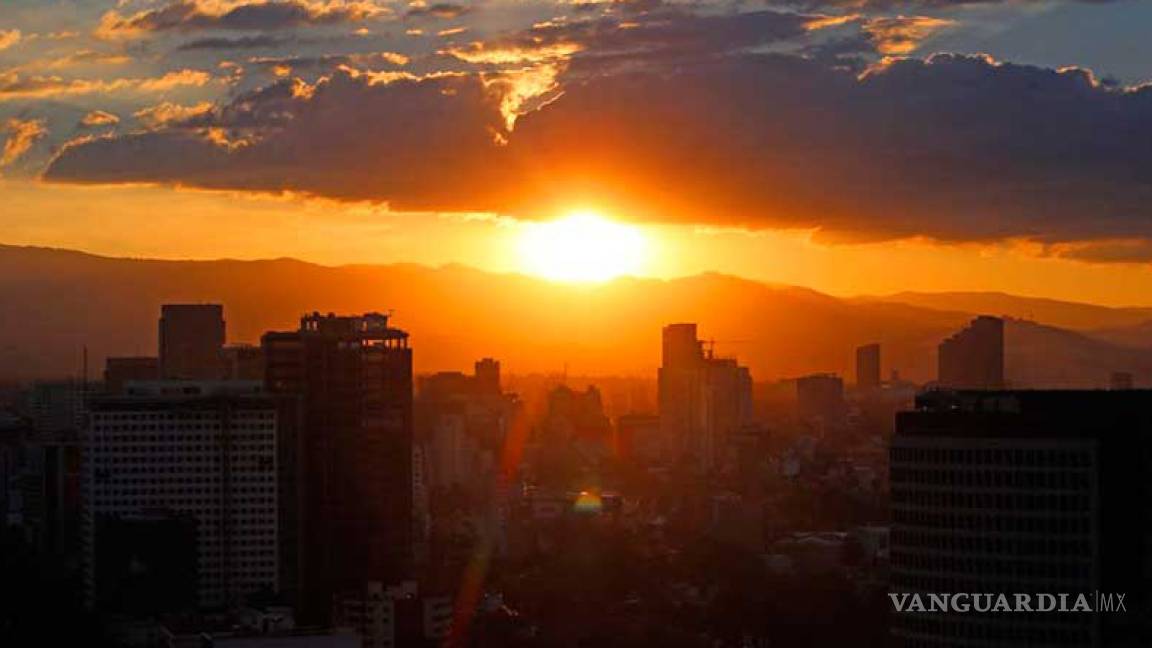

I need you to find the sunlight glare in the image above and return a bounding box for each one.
[518,210,648,282]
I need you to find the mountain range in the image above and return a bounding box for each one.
[2,244,1151,387]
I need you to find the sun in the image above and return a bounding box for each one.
[518,210,648,282]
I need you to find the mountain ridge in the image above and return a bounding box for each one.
[2,243,1150,386]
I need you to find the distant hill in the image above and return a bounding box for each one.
[858,291,1152,332]
[1,244,1150,387]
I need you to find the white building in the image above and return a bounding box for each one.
[84,380,279,609]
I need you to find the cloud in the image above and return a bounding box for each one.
[405,2,470,20]
[46,69,508,206]
[134,101,215,127]
[0,69,212,101]
[41,10,1152,257]
[98,0,387,39]
[176,34,295,50]
[79,110,121,128]
[2,118,47,167]
[443,10,815,67]
[247,50,409,74]
[38,49,135,69]
[863,15,953,54]
[0,30,21,52]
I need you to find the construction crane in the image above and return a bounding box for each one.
[703,338,754,358]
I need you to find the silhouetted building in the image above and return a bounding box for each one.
[103,356,159,393]
[856,343,881,390]
[28,379,88,434]
[93,511,198,615]
[796,373,846,427]
[1110,371,1134,390]
[84,381,280,609]
[159,304,226,380]
[890,390,1152,647]
[474,358,501,396]
[222,344,265,381]
[263,312,413,624]
[616,413,661,464]
[658,323,753,471]
[332,581,452,648]
[937,316,1004,389]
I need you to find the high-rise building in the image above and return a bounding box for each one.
[795,373,846,428]
[855,343,881,390]
[937,316,1004,389]
[263,312,414,623]
[159,304,226,380]
[658,323,753,471]
[103,356,159,393]
[84,381,280,610]
[221,344,265,381]
[890,390,1152,647]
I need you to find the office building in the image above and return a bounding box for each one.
[856,343,881,390]
[159,304,226,380]
[104,357,160,393]
[796,373,846,427]
[222,344,265,381]
[890,390,1152,647]
[658,323,753,471]
[84,381,280,610]
[937,316,1004,389]
[263,312,413,623]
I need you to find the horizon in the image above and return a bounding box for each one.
[8,239,1152,311]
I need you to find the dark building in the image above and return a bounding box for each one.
[856,343,881,390]
[795,373,846,427]
[221,344,265,380]
[937,316,1004,389]
[263,312,414,623]
[159,304,226,380]
[93,511,198,615]
[890,390,1152,647]
[103,356,159,393]
[658,323,753,471]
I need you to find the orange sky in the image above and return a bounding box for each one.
[7,178,1152,308]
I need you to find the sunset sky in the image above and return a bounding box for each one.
[5,0,1152,305]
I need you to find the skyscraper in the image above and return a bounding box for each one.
[890,390,1152,646]
[937,316,1004,389]
[84,381,280,610]
[159,304,226,380]
[658,323,752,472]
[855,343,881,390]
[262,312,413,623]
[795,373,846,427]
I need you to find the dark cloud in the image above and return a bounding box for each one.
[444,9,815,67]
[98,0,385,37]
[44,9,1152,257]
[176,35,295,50]
[404,3,471,20]
[46,69,507,206]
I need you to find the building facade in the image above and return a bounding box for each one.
[658,323,753,472]
[159,304,226,380]
[937,316,1004,390]
[263,312,414,623]
[84,381,280,610]
[890,390,1152,647]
